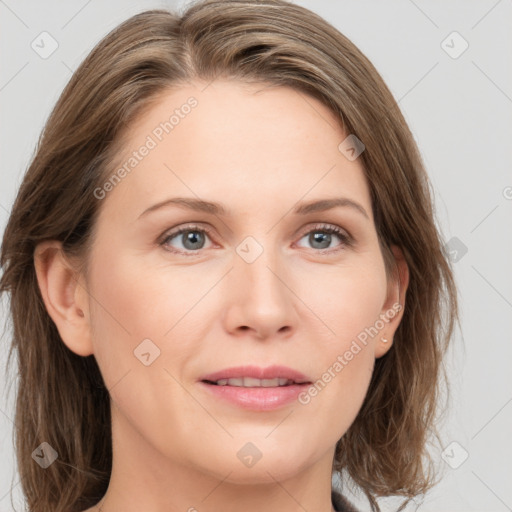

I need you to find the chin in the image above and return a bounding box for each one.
[206,443,314,484]
[223,461,309,485]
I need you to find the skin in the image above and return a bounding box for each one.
[34,80,409,512]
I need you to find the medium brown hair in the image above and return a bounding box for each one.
[0,1,459,511]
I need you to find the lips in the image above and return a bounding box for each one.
[198,365,312,411]
[200,365,312,386]
[212,377,294,387]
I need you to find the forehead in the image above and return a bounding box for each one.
[100,80,372,223]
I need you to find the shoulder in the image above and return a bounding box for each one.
[331,489,360,512]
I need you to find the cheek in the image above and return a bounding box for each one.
[85,243,215,388]
[299,256,388,346]
[85,244,168,391]
[293,258,386,428]
[85,248,200,446]
[87,247,185,344]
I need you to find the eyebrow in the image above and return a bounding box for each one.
[138,196,370,220]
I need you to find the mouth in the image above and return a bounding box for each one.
[199,365,312,387]
[198,366,312,411]
[202,377,310,387]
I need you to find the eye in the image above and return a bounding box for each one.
[295,223,352,253]
[160,224,214,255]
[159,222,353,256]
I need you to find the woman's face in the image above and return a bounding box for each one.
[76,80,406,483]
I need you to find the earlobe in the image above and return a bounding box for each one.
[375,244,409,359]
[34,241,93,357]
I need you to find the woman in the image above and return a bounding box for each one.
[0,1,459,511]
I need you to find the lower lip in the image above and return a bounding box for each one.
[198,381,310,411]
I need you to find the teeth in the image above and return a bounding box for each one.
[214,377,294,387]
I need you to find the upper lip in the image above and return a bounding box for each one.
[200,365,311,384]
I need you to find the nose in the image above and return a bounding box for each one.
[222,241,299,341]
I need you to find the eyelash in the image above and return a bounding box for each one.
[159,223,353,257]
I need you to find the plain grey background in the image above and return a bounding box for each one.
[1,1,511,511]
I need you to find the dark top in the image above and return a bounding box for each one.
[332,489,359,512]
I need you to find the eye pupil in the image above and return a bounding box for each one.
[183,231,205,250]
[310,231,331,249]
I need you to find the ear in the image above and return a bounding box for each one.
[374,244,409,359]
[34,240,93,357]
